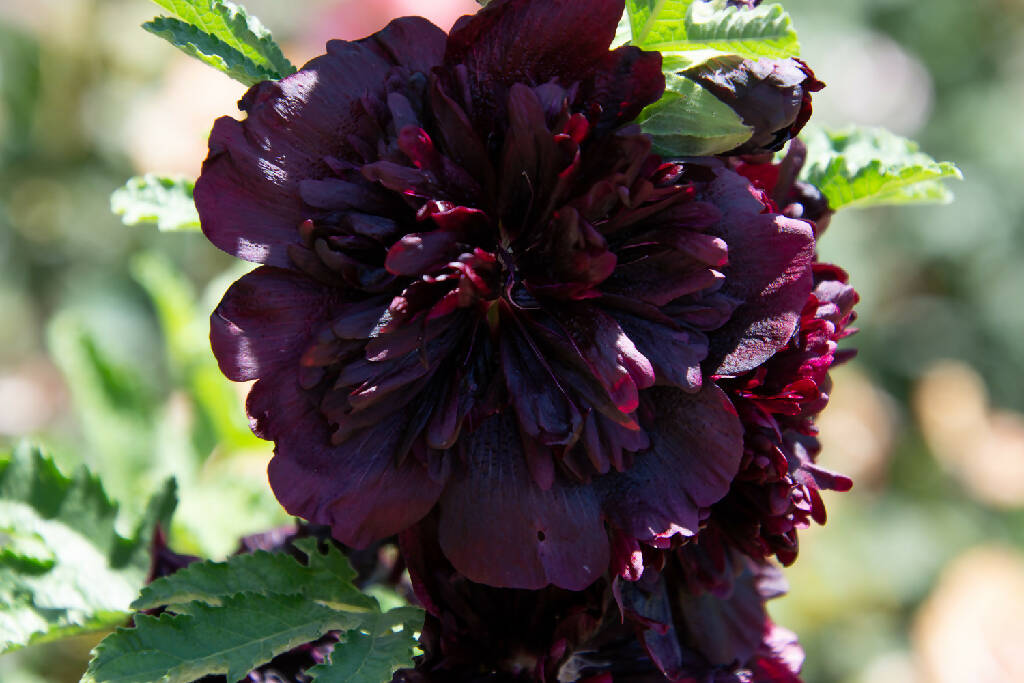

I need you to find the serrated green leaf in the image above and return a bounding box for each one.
[149,0,295,78]
[800,126,963,210]
[143,16,278,87]
[0,444,176,653]
[86,540,421,683]
[111,175,200,232]
[625,0,798,62]
[133,539,374,614]
[83,592,362,683]
[308,607,422,683]
[636,71,753,156]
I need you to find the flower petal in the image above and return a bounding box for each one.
[613,310,708,391]
[445,0,625,116]
[196,19,446,266]
[582,46,665,132]
[210,266,338,382]
[438,414,608,590]
[704,169,815,375]
[257,372,444,548]
[501,319,584,447]
[357,16,447,75]
[598,384,743,544]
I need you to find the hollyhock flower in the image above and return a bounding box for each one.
[616,548,803,683]
[398,515,612,682]
[398,518,800,683]
[673,151,856,569]
[686,58,823,156]
[706,263,857,567]
[199,0,819,591]
[394,515,805,683]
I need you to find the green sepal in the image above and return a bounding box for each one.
[636,70,753,156]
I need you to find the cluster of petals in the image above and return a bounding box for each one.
[195,0,857,681]
[200,0,823,593]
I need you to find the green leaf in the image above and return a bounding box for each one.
[0,444,175,653]
[621,1,800,156]
[84,540,422,683]
[308,607,422,683]
[84,592,362,683]
[133,539,375,614]
[636,70,753,156]
[111,175,200,232]
[147,0,294,83]
[799,126,963,210]
[625,0,799,62]
[143,16,278,87]
[611,8,633,49]
[46,313,158,499]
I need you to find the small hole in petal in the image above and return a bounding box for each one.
[537,530,546,541]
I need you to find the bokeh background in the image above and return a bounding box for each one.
[1,0,1022,681]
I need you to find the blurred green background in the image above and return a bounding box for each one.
[1,0,1022,681]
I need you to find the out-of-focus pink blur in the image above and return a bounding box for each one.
[311,0,479,45]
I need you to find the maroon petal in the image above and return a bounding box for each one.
[550,306,655,415]
[445,0,625,113]
[196,19,446,266]
[613,311,708,391]
[598,384,744,544]
[438,414,608,590]
[618,578,686,678]
[210,266,338,382]
[501,320,583,447]
[705,170,815,375]
[356,16,447,75]
[605,253,723,307]
[384,230,461,276]
[582,46,665,132]
[256,372,444,548]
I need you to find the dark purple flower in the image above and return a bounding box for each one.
[616,548,803,683]
[704,263,856,567]
[397,515,612,682]
[686,57,823,156]
[199,0,817,591]
[732,141,833,236]
[396,517,800,683]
